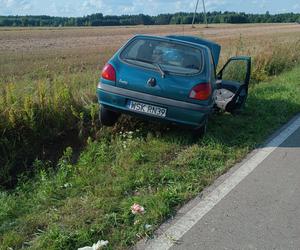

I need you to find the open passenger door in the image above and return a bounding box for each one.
[215,56,251,113]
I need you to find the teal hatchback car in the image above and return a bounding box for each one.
[97,35,251,135]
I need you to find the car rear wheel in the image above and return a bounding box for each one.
[99,105,120,126]
[193,116,208,138]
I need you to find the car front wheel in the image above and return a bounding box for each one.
[99,105,120,126]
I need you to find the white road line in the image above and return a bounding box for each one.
[145,116,300,250]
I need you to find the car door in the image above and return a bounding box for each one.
[215,56,251,113]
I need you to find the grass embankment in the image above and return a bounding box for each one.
[1,66,300,249]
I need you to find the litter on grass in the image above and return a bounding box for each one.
[78,240,109,250]
[131,203,145,214]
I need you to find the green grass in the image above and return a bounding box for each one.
[1,66,300,249]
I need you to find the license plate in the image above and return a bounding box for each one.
[127,100,167,118]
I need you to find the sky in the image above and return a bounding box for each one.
[0,0,300,17]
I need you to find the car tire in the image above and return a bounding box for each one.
[193,116,208,138]
[99,105,119,126]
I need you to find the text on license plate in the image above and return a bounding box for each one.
[128,101,167,117]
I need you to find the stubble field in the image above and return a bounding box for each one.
[1,23,300,80]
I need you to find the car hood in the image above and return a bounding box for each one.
[166,35,221,67]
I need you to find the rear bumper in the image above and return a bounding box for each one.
[97,83,212,127]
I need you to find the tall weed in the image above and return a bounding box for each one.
[0,75,98,188]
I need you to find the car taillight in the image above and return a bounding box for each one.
[101,63,116,82]
[189,83,212,101]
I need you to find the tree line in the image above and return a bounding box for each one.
[0,11,300,27]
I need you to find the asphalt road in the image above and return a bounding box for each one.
[170,126,300,250]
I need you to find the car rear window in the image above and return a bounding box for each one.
[120,38,204,75]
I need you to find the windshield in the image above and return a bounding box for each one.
[120,38,204,75]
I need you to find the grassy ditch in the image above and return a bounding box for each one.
[1,66,300,249]
[0,70,100,187]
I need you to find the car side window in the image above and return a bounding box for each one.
[125,40,145,59]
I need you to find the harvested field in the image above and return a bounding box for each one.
[1,23,299,80]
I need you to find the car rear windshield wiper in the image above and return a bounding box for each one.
[124,57,166,78]
[154,63,165,78]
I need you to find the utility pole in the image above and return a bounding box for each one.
[202,0,208,28]
[192,0,199,28]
